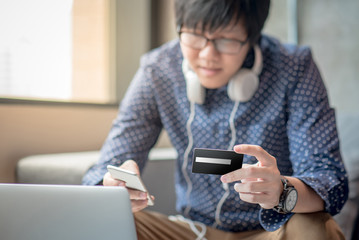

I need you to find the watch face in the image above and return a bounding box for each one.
[285,189,298,211]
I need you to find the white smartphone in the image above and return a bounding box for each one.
[107,165,154,206]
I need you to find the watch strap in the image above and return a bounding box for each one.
[273,177,296,214]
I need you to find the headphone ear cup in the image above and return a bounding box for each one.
[227,69,259,102]
[182,59,205,104]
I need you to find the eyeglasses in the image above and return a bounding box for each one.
[178,31,248,54]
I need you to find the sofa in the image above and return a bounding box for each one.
[16,112,359,239]
[332,112,359,240]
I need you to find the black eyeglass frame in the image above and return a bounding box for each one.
[177,25,248,54]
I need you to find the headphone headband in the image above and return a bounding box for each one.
[252,45,263,76]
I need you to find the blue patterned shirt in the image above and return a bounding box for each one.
[82,35,348,232]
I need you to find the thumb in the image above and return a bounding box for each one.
[120,160,141,175]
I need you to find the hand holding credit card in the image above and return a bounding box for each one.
[107,165,154,206]
[192,148,243,175]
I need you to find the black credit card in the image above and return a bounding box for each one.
[192,148,243,175]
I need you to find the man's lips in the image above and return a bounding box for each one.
[197,66,222,77]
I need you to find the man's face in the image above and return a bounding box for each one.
[180,21,250,89]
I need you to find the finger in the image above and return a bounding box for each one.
[234,144,276,167]
[234,179,283,197]
[120,160,141,175]
[238,192,266,205]
[241,178,260,183]
[127,189,148,201]
[221,165,270,183]
[235,182,281,209]
[131,199,148,212]
[234,181,272,194]
[103,172,126,186]
[239,192,279,209]
[242,163,251,168]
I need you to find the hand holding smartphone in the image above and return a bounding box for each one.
[107,165,154,206]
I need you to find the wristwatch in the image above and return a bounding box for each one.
[273,177,298,214]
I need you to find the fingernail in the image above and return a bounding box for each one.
[221,175,227,183]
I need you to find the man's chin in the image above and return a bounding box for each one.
[199,79,228,89]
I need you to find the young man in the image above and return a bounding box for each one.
[83,0,348,239]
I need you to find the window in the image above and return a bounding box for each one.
[0,0,73,101]
[0,0,151,104]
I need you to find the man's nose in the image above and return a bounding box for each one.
[198,40,220,59]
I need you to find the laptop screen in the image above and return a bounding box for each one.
[0,184,137,240]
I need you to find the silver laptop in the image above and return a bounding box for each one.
[0,184,137,240]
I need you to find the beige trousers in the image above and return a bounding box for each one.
[134,211,344,240]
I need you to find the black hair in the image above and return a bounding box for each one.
[175,0,270,45]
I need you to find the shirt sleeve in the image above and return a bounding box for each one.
[259,47,349,231]
[82,55,163,185]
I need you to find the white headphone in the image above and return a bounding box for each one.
[182,45,263,104]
